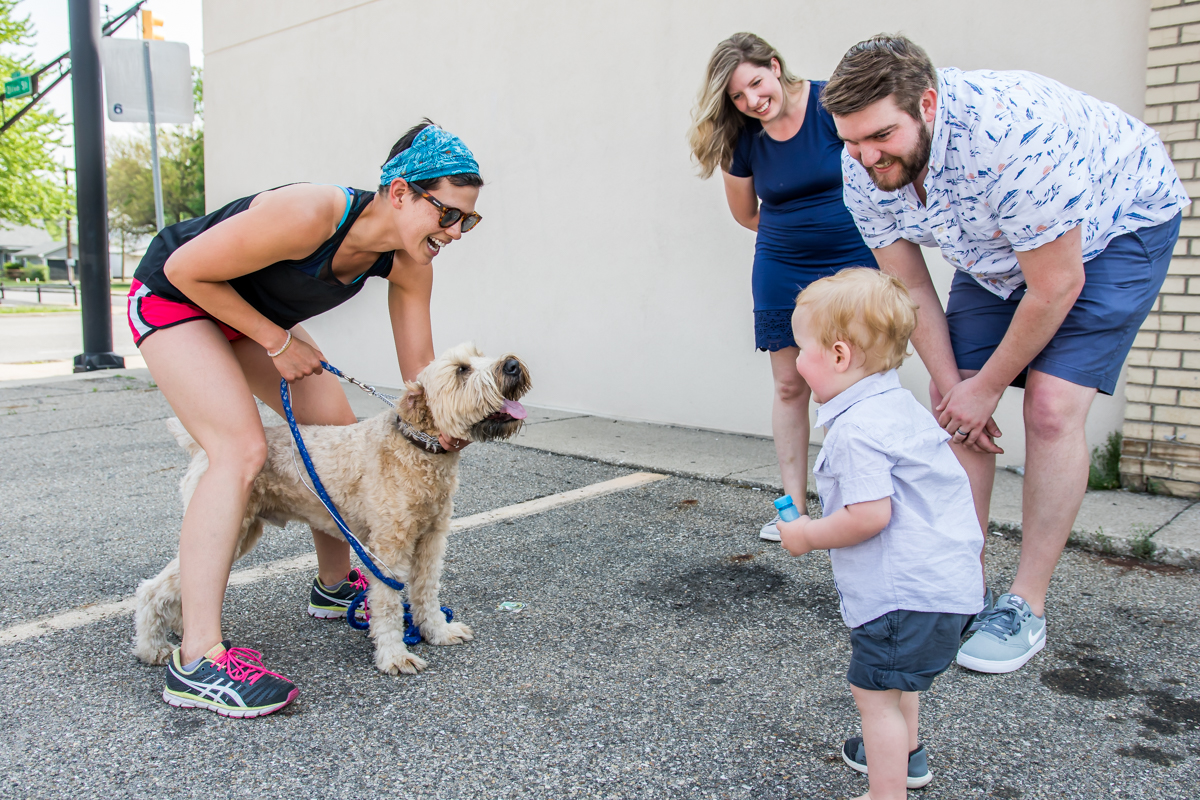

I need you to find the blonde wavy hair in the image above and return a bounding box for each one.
[794,268,919,374]
[688,33,803,179]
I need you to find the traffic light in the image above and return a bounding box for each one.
[141,9,164,40]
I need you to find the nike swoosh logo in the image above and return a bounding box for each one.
[1027,627,1045,647]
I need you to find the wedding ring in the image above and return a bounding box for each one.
[955,429,969,436]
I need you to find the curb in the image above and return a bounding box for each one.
[506,440,1198,570]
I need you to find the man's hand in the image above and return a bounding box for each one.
[778,515,814,556]
[935,375,1005,454]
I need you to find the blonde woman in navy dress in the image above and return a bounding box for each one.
[689,33,878,541]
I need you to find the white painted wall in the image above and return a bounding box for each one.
[203,0,1151,467]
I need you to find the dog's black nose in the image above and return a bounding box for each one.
[503,358,521,377]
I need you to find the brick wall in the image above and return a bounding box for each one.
[1121,0,1200,495]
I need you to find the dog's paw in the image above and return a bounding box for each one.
[132,642,174,666]
[421,620,474,646]
[374,646,428,675]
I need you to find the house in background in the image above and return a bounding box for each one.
[2,222,151,280]
[0,225,57,267]
[14,241,143,281]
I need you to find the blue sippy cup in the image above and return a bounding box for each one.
[774,495,801,522]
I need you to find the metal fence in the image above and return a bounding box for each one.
[0,283,79,305]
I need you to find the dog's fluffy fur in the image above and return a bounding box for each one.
[133,342,531,675]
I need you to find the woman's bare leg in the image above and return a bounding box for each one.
[769,346,812,502]
[139,321,268,664]
[233,325,356,587]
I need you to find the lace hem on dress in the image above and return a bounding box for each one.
[754,309,797,352]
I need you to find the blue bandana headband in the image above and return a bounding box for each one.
[379,126,479,186]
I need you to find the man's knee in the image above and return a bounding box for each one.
[1023,380,1092,441]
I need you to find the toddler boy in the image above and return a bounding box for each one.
[777,268,983,799]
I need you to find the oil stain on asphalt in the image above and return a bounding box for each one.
[1040,642,1200,770]
[1040,646,1131,701]
[642,560,788,614]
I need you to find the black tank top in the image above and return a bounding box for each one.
[132,186,393,331]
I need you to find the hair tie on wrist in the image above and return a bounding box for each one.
[267,331,292,358]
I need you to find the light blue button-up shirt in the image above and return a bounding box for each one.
[813,370,984,628]
[842,67,1189,300]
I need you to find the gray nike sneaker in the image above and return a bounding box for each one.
[957,593,1046,674]
[759,515,782,542]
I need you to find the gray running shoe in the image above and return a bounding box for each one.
[163,641,297,718]
[308,568,368,620]
[841,736,932,789]
[957,593,1046,674]
[759,515,782,542]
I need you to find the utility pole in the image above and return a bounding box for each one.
[141,8,165,231]
[64,167,75,286]
[69,0,123,372]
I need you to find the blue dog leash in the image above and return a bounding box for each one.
[280,362,451,641]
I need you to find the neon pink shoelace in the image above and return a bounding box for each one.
[350,569,371,620]
[213,647,289,685]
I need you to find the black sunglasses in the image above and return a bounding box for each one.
[412,185,482,233]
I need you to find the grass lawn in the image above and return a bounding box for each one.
[1,279,131,290]
[0,304,80,314]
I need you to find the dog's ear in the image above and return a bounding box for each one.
[402,381,435,427]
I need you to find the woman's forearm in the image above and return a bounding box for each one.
[169,274,288,351]
[735,212,760,232]
[387,275,435,382]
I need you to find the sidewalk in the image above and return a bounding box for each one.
[11,364,1198,569]
[341,382,1200,570]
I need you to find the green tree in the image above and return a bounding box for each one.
[107,68,204,231]
[0,0,73,232]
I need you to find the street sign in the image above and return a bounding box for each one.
[99,39,192,124]
[4,72,35,100]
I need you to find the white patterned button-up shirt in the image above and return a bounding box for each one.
[841,67,1189,299]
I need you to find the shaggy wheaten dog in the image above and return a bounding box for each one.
[133,342,531,675]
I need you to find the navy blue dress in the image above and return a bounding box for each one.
[729,81,878,351]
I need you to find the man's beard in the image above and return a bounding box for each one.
[866,121,932,192]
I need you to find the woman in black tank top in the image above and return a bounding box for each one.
[133,121,483,715]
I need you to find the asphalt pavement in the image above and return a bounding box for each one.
[1,372,1198,799]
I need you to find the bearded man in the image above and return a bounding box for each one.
[822,35,1188,674]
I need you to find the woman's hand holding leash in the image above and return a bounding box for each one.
[268,331,326,382]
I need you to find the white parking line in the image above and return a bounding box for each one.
[0,471,668,646]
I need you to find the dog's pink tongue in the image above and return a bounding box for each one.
[502,399,528,420]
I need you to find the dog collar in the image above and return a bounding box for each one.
[396,416,449,455]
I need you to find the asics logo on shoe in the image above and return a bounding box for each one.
[174,673,248,707]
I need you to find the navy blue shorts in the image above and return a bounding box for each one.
[847,610,974,692]
[945,214,1181,396]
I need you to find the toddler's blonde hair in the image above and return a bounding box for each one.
[793,268,918,373]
